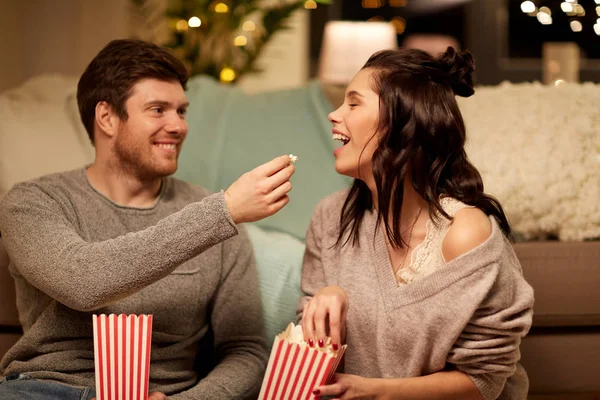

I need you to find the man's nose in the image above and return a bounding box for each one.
[166,114,187,135]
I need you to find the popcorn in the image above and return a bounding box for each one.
[93,314,153,400]
[288,154,298,164]
[258,323,346,400]
[286,322,305,344]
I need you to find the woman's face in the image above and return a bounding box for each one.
[328,68,381,182]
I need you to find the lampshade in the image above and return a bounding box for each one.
[542,42,580,85]
[318,21,398,85]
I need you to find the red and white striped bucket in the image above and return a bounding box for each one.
[258,324,346,400]
[92,314,153,400]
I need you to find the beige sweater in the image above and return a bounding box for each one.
[298,190,534,400]
[0,169,267,399]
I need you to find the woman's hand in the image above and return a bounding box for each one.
[314,373,379,400]
[302,285,348,349]
[314,371,484,400]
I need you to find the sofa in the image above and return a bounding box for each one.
[0,75,599,399]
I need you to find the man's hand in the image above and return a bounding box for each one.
[224,155,295,224]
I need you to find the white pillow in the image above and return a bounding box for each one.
[0,74,95,198]
[459,81,600,241]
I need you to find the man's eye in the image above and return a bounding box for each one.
[179,109,188,116]
[348,104,358,108]
[152,107,164,114]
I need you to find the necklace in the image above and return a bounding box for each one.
[392,206,422,275]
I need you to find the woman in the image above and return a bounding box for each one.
[298,47,534,400]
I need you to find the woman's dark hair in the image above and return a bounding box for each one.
[77,39,189,144]
[336,46,511,249]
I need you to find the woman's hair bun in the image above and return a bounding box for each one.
[435,46,475,97]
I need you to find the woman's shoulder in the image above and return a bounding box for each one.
[441,205,492,263]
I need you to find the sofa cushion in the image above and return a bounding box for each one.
[515,241,600,327]
[0,74,94,199]
[521,329,600,393]
[245,223,304,346]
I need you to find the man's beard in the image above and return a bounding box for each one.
[113,128,177,181]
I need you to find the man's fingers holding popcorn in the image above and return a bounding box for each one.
[268,193,290,216]
[224,154,296,224]
[266,163,295,193]
[256,155,293,176]
[269,180,292,204]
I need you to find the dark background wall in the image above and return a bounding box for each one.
[309,0,600,85]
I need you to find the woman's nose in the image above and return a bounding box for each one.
[328,107,342,124]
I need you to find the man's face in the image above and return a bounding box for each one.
[113,78,189,180]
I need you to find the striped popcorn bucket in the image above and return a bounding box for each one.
[93,314,153,400]
[258,323,346,400]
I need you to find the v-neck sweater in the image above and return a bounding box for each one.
[298,190,534,400]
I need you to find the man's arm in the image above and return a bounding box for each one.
[0,182,237,311]
[170,226,268,400]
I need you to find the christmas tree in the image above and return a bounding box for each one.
[131,0,331,83]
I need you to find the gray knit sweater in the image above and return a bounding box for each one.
[0,168,267,399]
[298,190,534,400]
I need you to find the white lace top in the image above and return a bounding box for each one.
[396,197,474,285]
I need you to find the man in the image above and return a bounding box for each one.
[0,39,295,399]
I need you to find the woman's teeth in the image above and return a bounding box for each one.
[333,133,350,143]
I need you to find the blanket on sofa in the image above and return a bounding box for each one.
[457,81,600,241]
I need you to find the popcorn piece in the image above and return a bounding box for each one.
[288,154,298,164]
[285,322,305,344]
[279,323,337,354]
